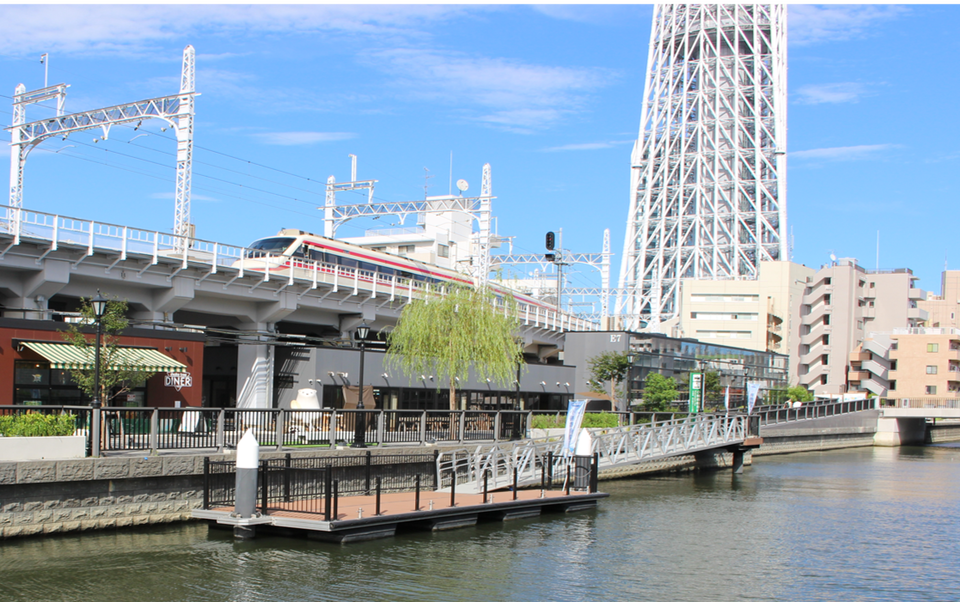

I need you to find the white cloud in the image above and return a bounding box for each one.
[252,132,357,146]
[790,144,899,161]
[789,5,907,45]
[532,5,649,26]
[364,48,615,131]
[796,83,869,105]
[0,5,478,56]
[542,140,632,152]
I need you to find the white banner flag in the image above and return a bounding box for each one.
[746,382,761,415]
[562,399,588,457]
[724,385,730,413]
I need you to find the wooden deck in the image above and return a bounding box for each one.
[193,488,608,543]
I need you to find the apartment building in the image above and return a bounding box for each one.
[677,261,814,385]
[849,328,960,400]
[797,259,926,396]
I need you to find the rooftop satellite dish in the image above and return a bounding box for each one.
[456,179,469,192]
[830,253,837,262]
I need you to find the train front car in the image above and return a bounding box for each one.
[236,235,299,274]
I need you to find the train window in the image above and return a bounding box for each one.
[398,271,413,280]
[308,248,327,262]
[377,266,395,277]
[339,257,358,269]
[358,261,377,273]
[290,244,306,259]
[244,237,295,258]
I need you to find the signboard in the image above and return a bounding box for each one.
[164,372,193,392]
[689,372,702,413]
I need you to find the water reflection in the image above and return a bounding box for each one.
[0,446,957,602]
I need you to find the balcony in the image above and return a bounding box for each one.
[848,371,868,381]
[909,288,924,300]
[908,307,929,321]
[849,351,870,362]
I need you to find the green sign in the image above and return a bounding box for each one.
[689,372,703,413]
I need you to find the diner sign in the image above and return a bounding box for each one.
[164,372,193,391]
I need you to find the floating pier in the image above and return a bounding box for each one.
[193,488,607,544]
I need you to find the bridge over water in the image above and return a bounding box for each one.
[440,398,881,494]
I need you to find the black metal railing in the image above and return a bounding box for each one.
[202,451,440,517]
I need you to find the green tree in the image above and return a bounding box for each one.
[386,285,523,410]
[587,351,631,411]
[641,373,678,412]
[59,296,155,404]
[787,385,814,403]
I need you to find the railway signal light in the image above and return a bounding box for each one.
[545,231,555,251]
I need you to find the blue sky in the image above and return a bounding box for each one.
[0,4,956,297]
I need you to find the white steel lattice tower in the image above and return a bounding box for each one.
[618,4,787,331]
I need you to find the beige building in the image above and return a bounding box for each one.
[850,328,960,400]
[675,261,814,384]
[919,270,960,329]
[797,259,926,396]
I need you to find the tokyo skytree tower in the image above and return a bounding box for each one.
[617,4,787,331]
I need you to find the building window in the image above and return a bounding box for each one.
[398,245,415,254]
[928,343,939,353]
[858,280,865,288]
[824,294,831,305]
[870,282,875,288]
[889,380,896,391]
[824,277,832,285]
[926,365,938,374]
[820,374,828,385]
[890,360,897,371]
[821,354,829,365]
[822,335,830,346]
[857,320,863,330]
[437,244,449,258]
[926,386,937,395]
[823,315,830,326]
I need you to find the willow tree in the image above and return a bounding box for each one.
[386,284,524,410]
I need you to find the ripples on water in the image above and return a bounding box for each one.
[0,446,958,602]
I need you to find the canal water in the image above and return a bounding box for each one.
[1,445,958,602]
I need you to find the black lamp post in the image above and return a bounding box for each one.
[89,291,108,458]
[352,322,370,449]
[625,352,635,412]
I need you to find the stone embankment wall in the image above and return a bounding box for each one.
[0,447,429,540]
[927,422,960,444]
[0,455,208,539]
[754,411,879,456]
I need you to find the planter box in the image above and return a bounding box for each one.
[0,435,87,461]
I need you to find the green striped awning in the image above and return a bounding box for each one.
[19,341,187,373]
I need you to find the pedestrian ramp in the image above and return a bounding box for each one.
[438,414,749,495]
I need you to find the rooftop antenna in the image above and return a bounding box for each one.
[40,54,48,88]
[423,167,433,199]
[876,230,880,271]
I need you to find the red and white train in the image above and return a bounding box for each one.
[240,228,551,309]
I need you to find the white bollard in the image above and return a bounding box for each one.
[234,429,260,530]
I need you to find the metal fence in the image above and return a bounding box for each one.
[203,452,439,517]
[0,406,531,455]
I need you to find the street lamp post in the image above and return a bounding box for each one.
[352,322,370,449]
[625,352,635,412]
[89,291,108,458]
